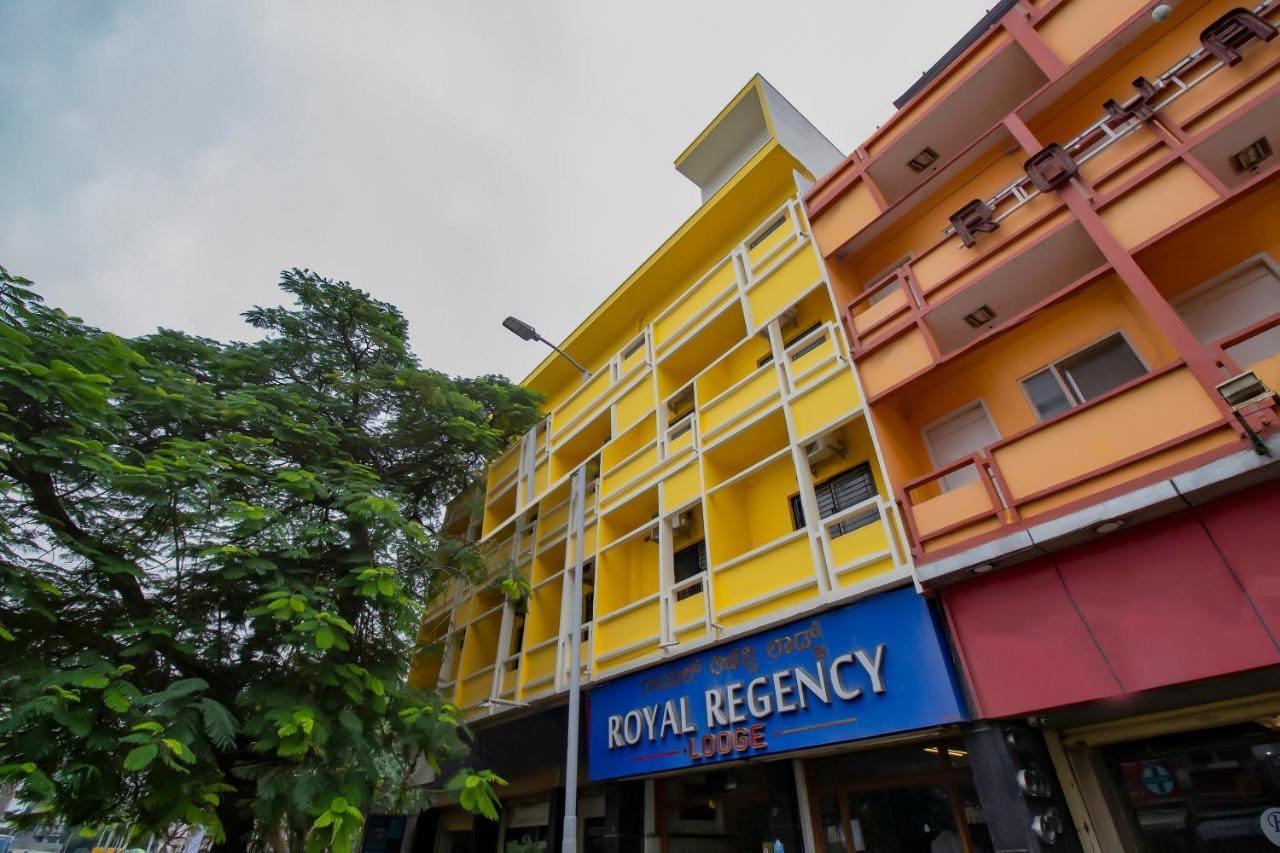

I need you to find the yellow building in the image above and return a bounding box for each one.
[416,76,920,720]
[413,2,1280,850]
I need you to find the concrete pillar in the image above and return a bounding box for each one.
[964,721,1082,853]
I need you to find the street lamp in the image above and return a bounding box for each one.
[502,316,591,379]
[501,317,591,853]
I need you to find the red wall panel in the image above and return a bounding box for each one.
[1197,480,1280,635]
[1052,512,1278,693]
[942,557,1121,718]
[943,484,1280,718]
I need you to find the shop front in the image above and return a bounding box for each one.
[587,586,993,852]
[942,480,1280,853]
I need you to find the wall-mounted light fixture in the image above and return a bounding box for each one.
[907,146,940,173]
[963,305,997,328]
[1216,370,1278,455]
[1230,136,1273,173]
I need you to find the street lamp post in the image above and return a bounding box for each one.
[501,316,589,853]
[562,463,588,853]
[502,316,591,379]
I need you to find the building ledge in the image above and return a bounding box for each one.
[915,432,1280,587]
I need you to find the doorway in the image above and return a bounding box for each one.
[806,739,992,853]
[921,402,999,492]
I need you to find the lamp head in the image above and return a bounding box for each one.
[1217,370,1271,409]
[502,316,540,341]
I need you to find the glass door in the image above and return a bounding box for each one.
[807,739,991,853]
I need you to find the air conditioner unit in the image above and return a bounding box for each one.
[643,511,693,542]
[671,511,693,538]
[804,436,846,468]
[760,307,800,341]
[667,385,695,417]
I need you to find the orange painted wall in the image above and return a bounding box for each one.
[870,274,1182,488]
[1138,180,1280,301]
[1028,0,1259,146]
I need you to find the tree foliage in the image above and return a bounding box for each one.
[0,266,541,850]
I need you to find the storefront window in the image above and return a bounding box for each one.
[818,794,847,853]
[660,766,800,853]
[806,740,992,853]
[503,800,550,853]
[845,785,958,852]
[1100,722,1280,852]
[435,830,472,853]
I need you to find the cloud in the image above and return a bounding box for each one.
[1,0,993,379]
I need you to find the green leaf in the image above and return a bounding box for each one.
[315,625,335,650]
[139,677,208,706]
[198,698,239,749]
[79,674,110,689]
[123,744,158,771]
[102,690,130,713]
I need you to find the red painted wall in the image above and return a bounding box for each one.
[942,480,1280,719]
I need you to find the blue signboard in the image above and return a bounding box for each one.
[587,586,966,780]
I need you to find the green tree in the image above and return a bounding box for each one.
[0,266,541,851]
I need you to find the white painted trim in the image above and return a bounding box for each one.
[699,388,783,443]
[700,357,777,411]
[746,235,808,288]
[550,367,649,447]
[595,590,662,624]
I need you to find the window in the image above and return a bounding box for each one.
[758,321,824,368]
[1175,257,1280,367]
[504,614,525,672]
[791,463,879,537]
[672,541,707,601]
[580,559,595,625]
[866,278,901,308]
[619,334,646,361]
[1021,333,1147,421]
[747,215,786,250]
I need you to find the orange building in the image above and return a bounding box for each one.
[807,0,1280,850]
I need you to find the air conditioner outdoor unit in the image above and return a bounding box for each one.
[804,436,846,468]
[671,511,692,537]
[760,307,800,341]
[667,385,695,417]
[643,511,693,542]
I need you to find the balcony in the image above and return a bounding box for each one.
[900,364,1236,556]
[863,36,1049,209]
[592,484,663,671]
[696,340,782,441]
[742,203,826,325]
[705,434,818,627]
[652,254,741,359]
[818,497,908,592]
[711,530,815,630]
[598,417,660,504]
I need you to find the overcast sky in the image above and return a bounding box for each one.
[2,1,993,381]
